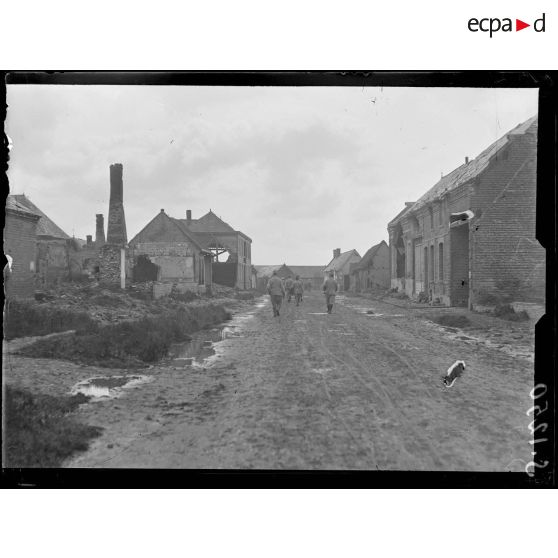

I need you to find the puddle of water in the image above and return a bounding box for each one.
[71,375,152,399]
[308,312,329,315]
[167,298,266,368]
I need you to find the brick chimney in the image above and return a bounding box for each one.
[333,248,341,259]
[186,210,192,221]
[95,214,105,245]
[86,235,92,246]
[465,156,469,164]
[106,163,127,245]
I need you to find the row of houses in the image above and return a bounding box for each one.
[254,241,391,294]
[387,115,544,309]
[258,115,544,311]
[4,163,254,299]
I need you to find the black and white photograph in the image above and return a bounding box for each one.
[1,74,552,481]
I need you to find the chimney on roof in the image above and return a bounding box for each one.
[95,214,105,246]
[186,210,192,221]
[333,248,341,259]
[465,156,469,164]
[106,163,127,245]
[86,235,92,246]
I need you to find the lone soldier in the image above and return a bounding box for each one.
[293,275,304,306]
[322,271,338,314]
[285,275,294,303]
[267,270,285,317]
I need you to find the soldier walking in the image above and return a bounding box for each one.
[285,275,294,303]
[267,270,285,317]
[293,275,304,306]
[322,271,338,314]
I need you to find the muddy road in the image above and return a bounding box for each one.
[6,291,535,470]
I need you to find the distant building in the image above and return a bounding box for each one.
[323,248,361,291]
[349,241,390,292]
[387,115,543,308]
[254,264,324,291]
[288,266,325,290]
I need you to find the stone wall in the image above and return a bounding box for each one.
[99,244,124,286]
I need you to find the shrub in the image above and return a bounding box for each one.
[3,385,103,467]
[168,289,199,303]
[18,303,232,367]
[3,299,97,340]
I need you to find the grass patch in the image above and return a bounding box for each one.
[18,303,232,368]
[4,299,98,340]
[430,314,471,329]
[2,386,102,467]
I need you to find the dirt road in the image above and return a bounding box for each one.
[25,290,528,471]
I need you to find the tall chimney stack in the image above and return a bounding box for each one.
[86,235,92,246]
[465,156,469,164]
[186,210,192,221]
[333,248,341,259]
[95,214,105,245]
[106,163,127,245]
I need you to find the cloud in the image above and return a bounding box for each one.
[6,84,538,264]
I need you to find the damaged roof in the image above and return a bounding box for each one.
[352,241,388,271]
[324,249,361,272]
[8,194,70,239]
[389,115,538,223]
[6,195,41,219]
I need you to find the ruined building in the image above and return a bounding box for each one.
[129,208,252,294]
[387,115,544,308]
[4,194,85,289]
[349,240,390,293]
[180,210,252,290]
[128,209,213,297]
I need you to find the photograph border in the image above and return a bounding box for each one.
[1,70,556,488]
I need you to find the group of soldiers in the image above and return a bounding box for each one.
[266,270,339,317]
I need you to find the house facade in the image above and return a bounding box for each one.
[349,241,390,292]
[4,197,41,298]
[180,210,252,290]
[324,248,361,291]
[128,209,213,297]
[387,115,544,308]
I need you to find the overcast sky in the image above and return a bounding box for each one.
[6,85,538,265]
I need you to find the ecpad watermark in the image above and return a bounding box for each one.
[468,13,546,37]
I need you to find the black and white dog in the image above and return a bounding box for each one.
[443,360,466,388]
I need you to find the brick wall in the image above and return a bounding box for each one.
[470,128,544,303]
[449,224,470,307]
[4,211,39,299]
